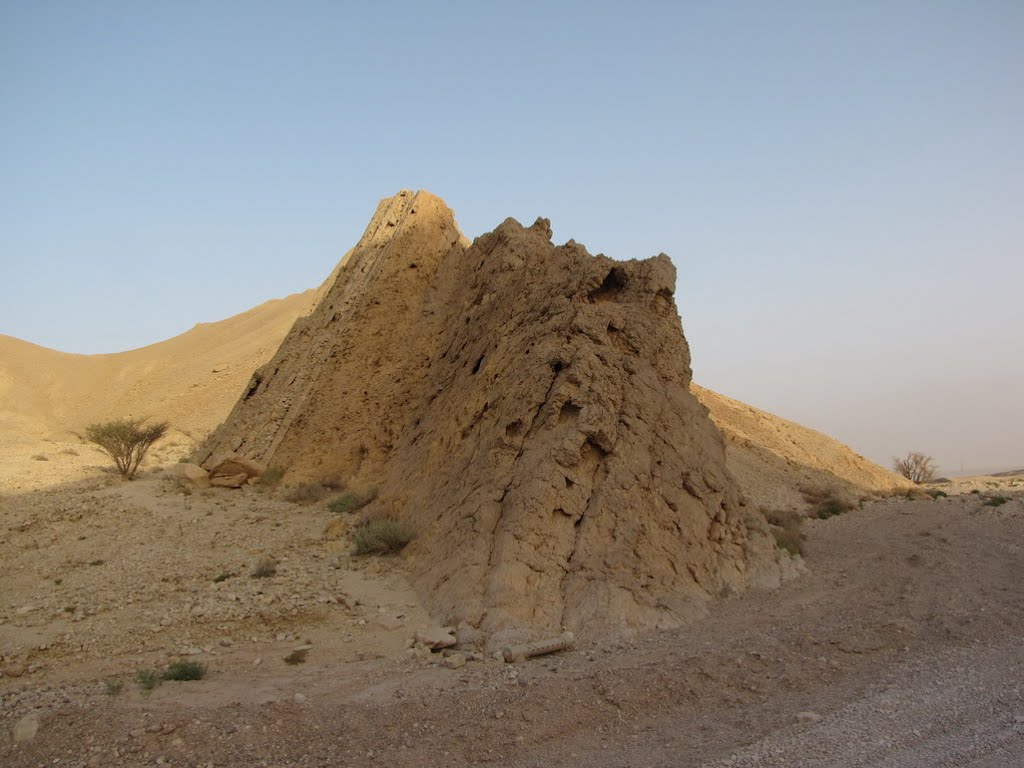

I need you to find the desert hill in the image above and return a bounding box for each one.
[0,290,318,446]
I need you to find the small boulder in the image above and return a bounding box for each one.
[13,712,39,743]
[414,627,457,650]
[444,653,467,669]
[210,473,249,489]
[203,451,266,480]
[170,463,210,489]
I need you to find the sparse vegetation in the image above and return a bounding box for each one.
[84,417,169,479]
[104,680,123,696]
[61,448,79,456]
[328,488,378,515]
[892,451,937,484]
[163,660,206,681]
[353,518,416,555]
[763,508,805,556]
[135,668,161,692]
[320,473,347,491]
[31,453,48,461]
[285,482,330,504]
[251,557,277,578]
[283,648,309,665]
[801,488,857,520]
[983,495,1010,507]
[926,488,948,499]
[212,571,236,583]
[261,466,286,488]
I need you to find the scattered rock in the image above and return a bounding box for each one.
[444,653,467,669]
[415,627,457,650]
[210,472,249,489]
[373,614,404,631]
[13,712,39,743]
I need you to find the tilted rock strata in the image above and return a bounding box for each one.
[200,191,798,644]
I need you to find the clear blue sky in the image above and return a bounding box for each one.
[2,1,1022,472]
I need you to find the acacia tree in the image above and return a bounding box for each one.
[84,417,168,480]
[892,451,937,484]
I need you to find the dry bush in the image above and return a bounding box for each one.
[251,557,277,578]
[284,482,329,504]
[353,518,416,555]
[763,508,805,556]
[260,466,286,488]
[801,487,858,519]
[892,451,937,484]
[328,488,378,515]
[84,417,168,480]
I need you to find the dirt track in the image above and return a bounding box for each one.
[3,468,1022,767]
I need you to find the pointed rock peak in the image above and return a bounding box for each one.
[200,194,800,648]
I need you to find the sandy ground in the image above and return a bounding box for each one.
[2,442,1022,767]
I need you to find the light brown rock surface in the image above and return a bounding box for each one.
[198,191,798,643]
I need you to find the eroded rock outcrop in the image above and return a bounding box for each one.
[200,190,798,644]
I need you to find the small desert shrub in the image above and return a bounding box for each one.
[61,448,79,456]
[328,488,378,515]
[163,660,206,681]
[212,571,235,583]
[763,508,805,556]
[983,495,1010,507]
[283,649,309,665]
[970,489,981,495]
[31,453,49,461]
[104,680,124,696]
[285,482,329,504]
[926,489,948,499]
[892,451,937,484]
[802,488,857,520]
[320,473,347,491]
[251,557,277,578]
[353,518,416,555]
[84,417,168,479]
[261,466,286,488]
[135,668,162,692]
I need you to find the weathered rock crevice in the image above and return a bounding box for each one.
[199,191,800,647]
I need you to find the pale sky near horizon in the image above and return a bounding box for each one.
[1,1,1022,473]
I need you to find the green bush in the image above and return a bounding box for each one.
[163,660,206,681]
[353,518,416,555]
[983,495,1009,507]
[84,417,168,479]
[328,488,378,515]
[135,668,161,692]
[801,488,857,519]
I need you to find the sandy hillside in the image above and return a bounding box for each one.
[693,385,911,509]
[0,290,318,447]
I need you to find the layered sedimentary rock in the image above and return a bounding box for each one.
[200,190,797,643]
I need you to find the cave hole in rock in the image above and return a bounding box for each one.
[590,267,628,302]
[559,402,582,424]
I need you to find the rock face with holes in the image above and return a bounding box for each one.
[200,190,798,647]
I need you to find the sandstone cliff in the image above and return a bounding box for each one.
[199,191,798,644]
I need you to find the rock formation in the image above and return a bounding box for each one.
[199,190,799,644]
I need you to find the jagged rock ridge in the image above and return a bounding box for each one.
[200,191,798,644]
